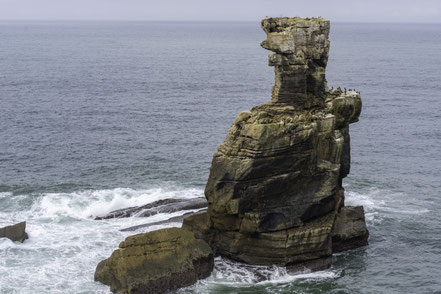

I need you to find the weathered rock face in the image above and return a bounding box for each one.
[0,221,28,243]
[95,228,214,294]
[184,17,368,266]
[261,17,330,108]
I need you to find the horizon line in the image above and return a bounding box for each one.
[1,19,441,24]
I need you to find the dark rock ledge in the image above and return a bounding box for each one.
[94,197,207,220]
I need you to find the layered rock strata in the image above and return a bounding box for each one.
[183,17,368,266]
[95,228,214,294]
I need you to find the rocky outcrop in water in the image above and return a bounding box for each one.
[0,221,28,243]
[94,228,214,294]
[331,206,369,253]
[95,197,207,220]
[183,17,368,267]
[94,197,208,233]
[95,17,369,293]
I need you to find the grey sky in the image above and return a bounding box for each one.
[0,0,440,22]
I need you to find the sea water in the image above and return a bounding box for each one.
[1,21,440,293]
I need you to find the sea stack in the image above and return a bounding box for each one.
[183,17,368,267]
[95,17,369,293]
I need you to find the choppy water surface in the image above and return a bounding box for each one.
[1,21,440,293]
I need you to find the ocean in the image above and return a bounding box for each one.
[0,21,440,293]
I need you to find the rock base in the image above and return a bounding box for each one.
[332,206,369,253]
[286,256,332,274]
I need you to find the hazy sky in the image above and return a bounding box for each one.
[0,0,440,23]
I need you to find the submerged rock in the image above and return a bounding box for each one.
[184,17,368,267]
[0,221,28,243]
[94,227,214,294]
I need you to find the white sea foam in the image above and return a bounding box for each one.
[178,257,338,293]
[0,238,15,250]
[29,186,203,220]
[344,187,431,226]
[345,188,386,211]
[0,191,13,199]
[346,188,430,214]
[2,185,430,293]
[0,186,204,294]
[212,257,338,285]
